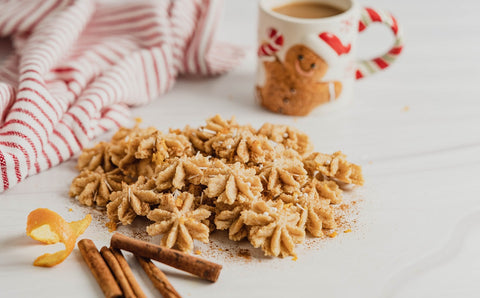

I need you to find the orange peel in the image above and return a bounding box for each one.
[26,208,92,267]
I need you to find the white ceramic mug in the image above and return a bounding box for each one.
[256,0,404,116]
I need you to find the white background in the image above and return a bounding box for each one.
[1,0,480,297]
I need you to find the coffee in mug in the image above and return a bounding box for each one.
[272,2,344,19]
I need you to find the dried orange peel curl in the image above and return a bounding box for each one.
[26,208,92,267]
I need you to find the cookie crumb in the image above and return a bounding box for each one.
[403,106,410,112]
[106,221,117,233]
[328,231,337,238]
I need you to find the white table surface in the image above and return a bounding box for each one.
[1,0,480,297]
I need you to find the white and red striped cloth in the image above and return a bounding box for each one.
[0,0,244,192]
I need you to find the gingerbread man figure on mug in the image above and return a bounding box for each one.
[257,43,342,116]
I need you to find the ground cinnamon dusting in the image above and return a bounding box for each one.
[237,249,251,260]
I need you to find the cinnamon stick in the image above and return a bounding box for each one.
[100,247,136,298]
[135,255,181,298]
[111,233,222,282]
[111,248,147,298]
[78,239,122,298]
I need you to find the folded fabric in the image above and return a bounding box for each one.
[0,0,244,192]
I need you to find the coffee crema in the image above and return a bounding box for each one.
[272,2,344,19]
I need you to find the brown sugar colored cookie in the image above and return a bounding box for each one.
[258,44,342,116]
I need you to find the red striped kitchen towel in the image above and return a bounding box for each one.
[0,0,245,192]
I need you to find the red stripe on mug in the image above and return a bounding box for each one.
[365,8,382,22]
[391,14,399,34]
[267,44,277,52]
[389,46,403,55]
[268,28,278,38]
[274,35,284,46]
[258,47,268,56]
[355,70,364,79]
[373,57,389,69]
[358,21,366,32]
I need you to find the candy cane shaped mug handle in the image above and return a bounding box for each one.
[356,7,404,79]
